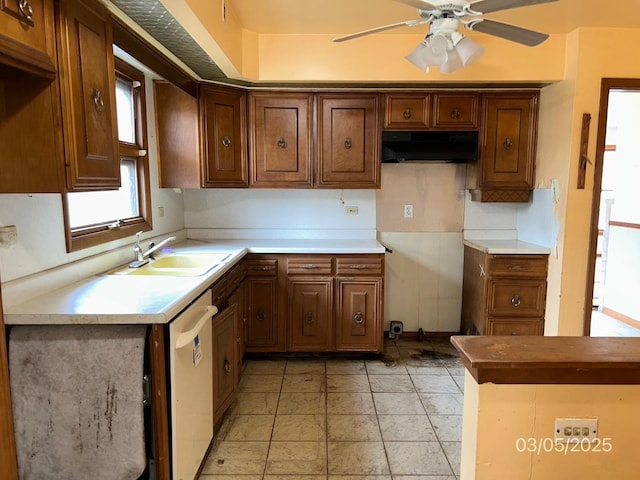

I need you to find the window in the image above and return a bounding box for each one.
[64,58,151,251]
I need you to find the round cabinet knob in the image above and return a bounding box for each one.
[344,137,353,149]
[305,312,314,324]
[511,295,521,307]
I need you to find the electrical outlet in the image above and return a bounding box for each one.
[403,204,413,218]
[344,206,358,215]
[0,225,17,247]
[554,418,598,443]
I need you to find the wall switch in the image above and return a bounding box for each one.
[403,204,413,218]
[0,225,17,247]
[344,206,358,215]
[158,206,165,218]
[554,418,598,443]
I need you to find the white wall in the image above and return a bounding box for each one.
[183,188,377,239]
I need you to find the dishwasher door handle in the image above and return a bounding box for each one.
[175,306,218,349]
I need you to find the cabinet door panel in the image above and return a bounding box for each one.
[317,94,380,188]
[249,93,312,187]
[201,86,247,187]
[479,94,537,190]
[288,278,332,351]
[0,281,18,480]
[228,284,245,385]
[245,277,278,350]
[336,278,382,352]
[57,0,119,190]
[213,307,236,423]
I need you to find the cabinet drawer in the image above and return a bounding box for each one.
[226,262,245,292]
[335,257,383,276]
[211,277,228,308]
[244,259,278,276]
[489,255,548,278]
[431,93,479,129]
[384,94,430,129]
[488,319,543,336]
[287,257,332,275]
[488,279,546,317]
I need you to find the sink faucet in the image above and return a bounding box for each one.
[130,232,176,268]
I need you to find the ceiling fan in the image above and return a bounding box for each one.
[333,0,559,74]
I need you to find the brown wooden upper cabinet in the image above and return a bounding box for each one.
[201,85,248,187]
[468,92,539,202]
[383,93,430,129]
[154,82,248,188]
[383,92,479,130]
[56,0,120,191]
[431,93,479,130]
[317,93,380,188]
[249,92,313,187]
[0,0,56,77]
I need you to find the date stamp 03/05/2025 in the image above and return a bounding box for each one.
[515,437,613,456]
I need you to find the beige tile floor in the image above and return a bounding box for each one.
[199,338,463,480]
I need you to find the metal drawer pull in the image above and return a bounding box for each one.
[353,311,364,324]
[305,312,314,324]
[301,264,318,269]
[450,108,461,119]
[349,264,368,269]
[344,137,352,149]
[222,135,231,147]
[511,295,521,307]
[257,265,273,271]
[224,359,231,374]
[257,308,265,321]
[277,137,286,148]
[508,265,528,271]
[511,332,518,336]
[18,0,34,24]
[92,88,104,113]
[503,137,513,150]
[403,109,412,119]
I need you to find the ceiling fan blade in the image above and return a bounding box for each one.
[333,20,427,42]
[468,19,549,46]
[469,0,558,14]
[393,0,439,10]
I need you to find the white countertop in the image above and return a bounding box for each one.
[4,238,385,326]
[463,239,550,255]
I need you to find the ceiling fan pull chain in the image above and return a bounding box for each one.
[503,137,513,150]
[344,137,353,149]
[403,109,412,119]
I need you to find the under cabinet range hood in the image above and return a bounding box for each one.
[382,130,479,163]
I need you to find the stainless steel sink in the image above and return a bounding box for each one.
[108,253,231,277]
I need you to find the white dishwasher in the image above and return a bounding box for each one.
[169,290,218,480]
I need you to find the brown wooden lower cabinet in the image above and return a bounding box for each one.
[244,253,384,353]
[0,281,18,480]
[212,306,236,425]
[336,278,383,351]
[462,245,548,336]
[287,278,333,351]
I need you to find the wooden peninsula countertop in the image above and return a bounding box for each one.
[451,336,640,385]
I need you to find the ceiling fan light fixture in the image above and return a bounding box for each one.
[405,41,430,71]
[440,46,463,74]
[455,35,485,66]
[421,33,449,65]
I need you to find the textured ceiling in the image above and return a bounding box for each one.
[110,0,227,79]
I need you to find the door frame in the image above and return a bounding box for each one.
[583,78,640,335]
